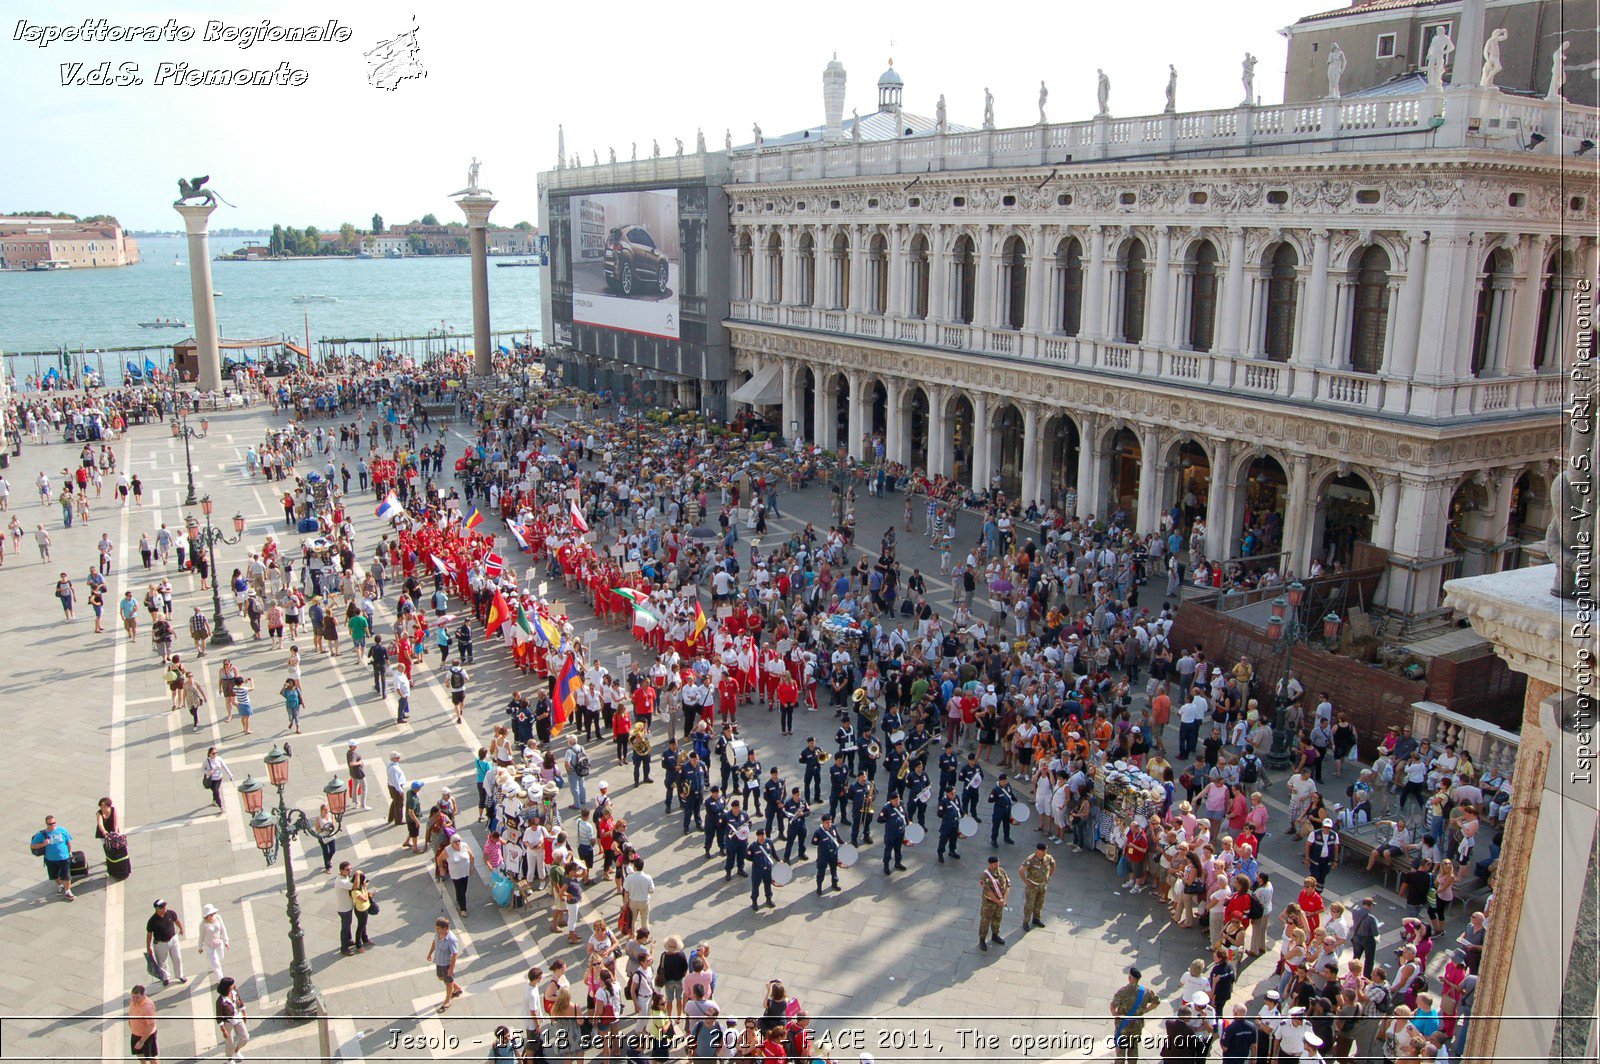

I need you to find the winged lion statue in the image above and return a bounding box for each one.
[174,176,235,208]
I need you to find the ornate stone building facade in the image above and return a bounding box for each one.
[723,62,1596,616]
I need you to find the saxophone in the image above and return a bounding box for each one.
[897,759,909,782]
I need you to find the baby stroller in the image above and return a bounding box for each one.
[102,832,132,881]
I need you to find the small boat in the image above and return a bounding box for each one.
[292,294,339,304]
[137,318,189,329]
[173,256,183,266]
[495,258,540,267]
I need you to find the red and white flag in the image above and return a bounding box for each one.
[569,500,589,534]
[483,552,506,579]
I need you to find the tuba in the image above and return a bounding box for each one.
[861,700,882,728]
[866,739,882,761]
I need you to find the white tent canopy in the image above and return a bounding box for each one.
[729,363,783,406]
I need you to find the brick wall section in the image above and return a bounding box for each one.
[1169,603,1428,761]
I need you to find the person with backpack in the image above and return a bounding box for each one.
[564,736,591,810]
[1349,896,1382,977]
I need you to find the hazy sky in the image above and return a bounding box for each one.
[2,0,1327,232]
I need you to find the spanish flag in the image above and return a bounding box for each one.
[552,652,581,737]
[463,506,485,531]
[485,590,512,637]
[690,601,708,644]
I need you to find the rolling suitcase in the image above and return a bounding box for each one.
[103,832,132,881]
[69,850,89,879]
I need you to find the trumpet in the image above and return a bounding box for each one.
[863,781,877,817]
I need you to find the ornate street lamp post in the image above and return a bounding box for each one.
[171,412,209,507]
[1263,580,1344,770]
[238,747,346,1019]
[198,495,246,647]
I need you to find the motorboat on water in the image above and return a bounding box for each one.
[137,318,189,328]
[495,258,540,267]
[292,294,339,304]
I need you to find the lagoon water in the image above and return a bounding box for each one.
[0,233,542,381]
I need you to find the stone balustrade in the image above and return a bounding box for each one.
[1410,699,1521,782]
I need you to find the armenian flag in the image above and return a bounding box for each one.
[552,652,581,737]
[463,506,485,531]
[690,601,708,644]
[485,590,512,637]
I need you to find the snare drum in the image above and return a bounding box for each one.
[771,862,795,886]
[904,823,926,846]
[726,739,750,764]
[958,815,980,838]
[837,844,860,868]
[1012,804,1032,825]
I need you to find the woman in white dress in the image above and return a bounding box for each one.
[198,903,230,983]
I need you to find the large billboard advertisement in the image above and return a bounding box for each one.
[569,189,680,340]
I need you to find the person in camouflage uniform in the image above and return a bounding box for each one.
[978,855,1010,951]
[1019,842,1057,929]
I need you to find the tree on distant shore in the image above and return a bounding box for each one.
[371,212,384,234]
[339,223,358,251]
[81,214,121,226]
[269,224,285,256]
[420,212,439,226]
[513,220,535,232]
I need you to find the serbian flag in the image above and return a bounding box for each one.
[552,652,581,737]
[485,590,512,637]
[690,601,708,644]
[483,552,505,580]
[569,500,589,534]
[463,506,485,531]
[375,494,401,521]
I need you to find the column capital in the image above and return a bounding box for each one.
[453,194,498,228]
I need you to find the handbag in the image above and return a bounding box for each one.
[367,894,380,915]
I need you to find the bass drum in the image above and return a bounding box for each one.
[958,815,980,838]
[837,844,860,868]
[1012,804,1032,825]
[904,823,926,846]
[772,862,795,887]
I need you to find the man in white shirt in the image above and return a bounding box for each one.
[621,857,656,929]
[385,753,408,826]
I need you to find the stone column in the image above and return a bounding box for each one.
[847,226,867,313]
[1076,414,1101,520]
[886,226,906,318]
[927,385,951,477]
[455,194,499,377]
[1203,437,1233,557]
[1082,225,1108,339]
[781,226,800,305]
[974,228,998,329]
[1372,472,1402,550]
[1146,226,1174,348]
[928,232,951,323]
[1380,231,1432,413]
[1020,403,1042,506]
[1219,226,1248,355]
[174,202,223,393]
[814,367,835,450]
[884,378,906,467]
[845,371,867,461]
[1412,233,1475,385]
[1023,226,1050,336]
[1292,228,1332,399]
[1280,453,1313,575]
[1444,566,1595,1064]
[780,362,800,443]
[1380,474,1455,612]
[970,392,992,493]
[1136,426,1163,535]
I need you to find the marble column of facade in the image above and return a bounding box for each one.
[845,370,867,461]
[926,385,951,478]
[1291,228,1332,398]
[1076,415,1102,520]
[1218,227,1248,355]
[1504,235,1549,375]
[780,362,799,442]
[1136,426,1164,535]
[973,228,998,329]
[1371,472,1402,551]
[1081,225,1108,339]
[1202,437,1234,561]
[1023,226,1050,336]
[1146,226,1174,348]
[1280,453,1313,575]
[928,231,951,323]
[780,226,800,305]
[847,226,867,313]
[1379,231,1431,412]
[884,377,906,468]
[1484,269,1517,374]
[814,365,835,450]
[758,225,775,303]
[1412,233,1475,384]
[1019,403,1042,507]
[970,392,993,493]
[1379,473,1455,612]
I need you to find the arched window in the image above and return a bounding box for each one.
[829,231,850,310]
[1002,235,1027,330]
[909,234,930,319]
[954,235,976,325]
[867,233,888,314]
[1120,238,1147,344]
[797,232,816,307]
[1186,240,1219,352]
[1057,238,1083,336]
[1349,245,1391,374]
[735,231,754,301]
[1263,243,1299,362]
[763,231,783,303]
[1470,248,1512,377]
[1534,252,1572,371]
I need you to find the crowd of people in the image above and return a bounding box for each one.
[13,359,1503,1063]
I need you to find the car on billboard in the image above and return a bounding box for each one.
[602,224,670,296]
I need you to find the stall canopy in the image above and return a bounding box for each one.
[729,363,783,406]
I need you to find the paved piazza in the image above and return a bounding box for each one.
[0,397,1466,1062]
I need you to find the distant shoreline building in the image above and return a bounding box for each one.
[0,217,140,271]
